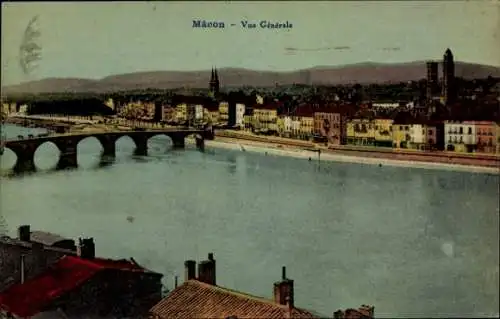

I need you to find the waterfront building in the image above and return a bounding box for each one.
[243,114,254,131]
[203,104,220,125]
[391,112,413,148]
[227,103,245,128]
[444,120,477,153]
[374,118,394,147]
[277,116,285,136]
[346,118,376,146]
[296,106,314,140]
[175,103,188,123]
[253,103,278,133]
[313,109,337,144]
[218,102,229,125]
[291,116,301,138]
[162,105,176,123]
[475,121,496,154]
[408,120,438,151]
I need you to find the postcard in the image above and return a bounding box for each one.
[1,1,499,318]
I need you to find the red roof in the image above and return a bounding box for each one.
[0,256,145,317]
[150,280,319,319]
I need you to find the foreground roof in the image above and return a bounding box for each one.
[0,255,148,317]
[150,280,320,319]
[29,231,72,246]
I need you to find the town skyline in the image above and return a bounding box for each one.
[2,1,499,86]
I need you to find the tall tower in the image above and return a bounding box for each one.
[209,67,220,96]
[426,61,438,102]
[442,48,455,105]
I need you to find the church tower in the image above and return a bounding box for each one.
[442,48,455,105]
[209,67,220,96]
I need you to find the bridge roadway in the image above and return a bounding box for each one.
[3,128,211,173]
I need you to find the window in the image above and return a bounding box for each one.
[468,127,472,135]
[399,126,403,130]
[459,136,463,143]
[453,136,457,143]
[428,129,433,135]
[389,126,392,131]
[422,129,425,135]
[405,126,409,131]
[448,137,452,143]
[429,138,434,144]
[459,127,463,134]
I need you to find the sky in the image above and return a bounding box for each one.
[2,1,499,85]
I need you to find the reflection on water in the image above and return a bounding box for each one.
[0,124,499,317]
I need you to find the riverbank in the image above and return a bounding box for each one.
[205,136,499,175]
[215,130,500,171]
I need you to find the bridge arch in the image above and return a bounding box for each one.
[146,133,174,155]
[115,135,137,156]
[1,147,18,171]
[76,136,105,169]
[34,141,61,170]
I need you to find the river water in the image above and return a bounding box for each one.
[1,124,499,317]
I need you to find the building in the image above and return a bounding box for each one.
[175,103,188,124]
[474,121,496,154]
[0,251,163,318]
[295,106,315,140]
[444,120,476,153]
[235,103,245,128]
[442,48,456,105]
[346,118,376,146]
[150,253,320,319]
[496,122,500,154]
[162,105,177,123]
[426,61,439,102]
[391,112,414,149]
[253,103,278,133]
[313,109,338,144]
[0,225,77,293]
[373,118,393,147]
[203,103,220,125]
[334,305,375,319]
[227,103,246,128]
[209,67,220,97]
[218,102,229,125]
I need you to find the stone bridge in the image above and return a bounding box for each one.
[3,128,213,173]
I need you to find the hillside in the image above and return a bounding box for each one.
[2,61,500,94]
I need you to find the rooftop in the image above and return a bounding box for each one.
[0,255,151,318]
[150,280,320,319]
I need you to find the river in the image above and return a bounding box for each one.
[1,123,499,317]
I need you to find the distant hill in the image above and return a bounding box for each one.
[2,61,500,94]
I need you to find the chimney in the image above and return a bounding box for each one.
[197,253,216,285]
[20,254,26,284]
[77,237,95,259]
[184,260,196,281]
[273,266,294,308]
[18,225,30,242]
[284,296,292,318]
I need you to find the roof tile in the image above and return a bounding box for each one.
[150,280,319,319]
